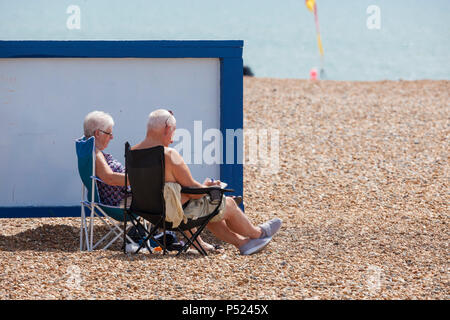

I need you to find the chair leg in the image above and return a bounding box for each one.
[191,230,208,256]
[163,221,167,256]
[176,228,208,257]
[89,205,95,252]
[127,216,158,254]
[80,203,92,251]
[102,229,123,251]
[92,228,115,250]
[176,214,220,256]
[80,204,89,251]
[186,229,208,256]
[174,201,223,256]
[123,211,127,254]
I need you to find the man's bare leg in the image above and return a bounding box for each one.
[206,219,249,249]
[206,198,263,249]
[221,197,262,239]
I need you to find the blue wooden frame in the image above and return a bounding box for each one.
[0,40,243,218]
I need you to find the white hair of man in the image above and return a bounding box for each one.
[147,108,176,132]
[83,110,115,138]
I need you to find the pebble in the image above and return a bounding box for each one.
[0,78,448,300]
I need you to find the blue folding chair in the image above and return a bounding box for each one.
[75,136,137,251]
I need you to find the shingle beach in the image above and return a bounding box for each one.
[0,78,448,300]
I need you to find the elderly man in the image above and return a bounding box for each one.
[131,109,282,255]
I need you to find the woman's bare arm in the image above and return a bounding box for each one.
[95,151,128,186]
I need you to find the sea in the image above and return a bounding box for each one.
[0,0,449,81]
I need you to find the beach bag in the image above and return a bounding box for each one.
[127,226,183,251]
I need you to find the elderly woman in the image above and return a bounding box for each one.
[82,110,218,252]
[83,111,128,207]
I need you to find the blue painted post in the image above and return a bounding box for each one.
[220,57,244,207]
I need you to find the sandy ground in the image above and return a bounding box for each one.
[0,78,448,300]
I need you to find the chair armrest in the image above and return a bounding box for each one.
[181,186,235,194]
[181,186,235,205]
[90,175,105,183]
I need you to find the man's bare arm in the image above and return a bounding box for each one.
[167,148,206,199]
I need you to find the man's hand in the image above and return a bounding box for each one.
[203,178,221,187]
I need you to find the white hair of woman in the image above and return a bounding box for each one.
[83,110,115,138]
[147,108,176,132]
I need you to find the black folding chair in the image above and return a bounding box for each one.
[123,142,234,256]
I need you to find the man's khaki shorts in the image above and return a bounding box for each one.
[183,194,227,223]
